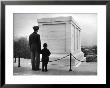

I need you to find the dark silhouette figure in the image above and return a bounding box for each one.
[41,43,51,72]
[29,26,41,71]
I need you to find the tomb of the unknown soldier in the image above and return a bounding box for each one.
[38,16,85,67]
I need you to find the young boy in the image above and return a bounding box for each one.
[41,43,51,72]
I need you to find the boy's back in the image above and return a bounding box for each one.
[41,43,51,72]
[41,48,50,57]
[41,48,51,63]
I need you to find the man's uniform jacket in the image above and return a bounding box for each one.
[29,32,41,53]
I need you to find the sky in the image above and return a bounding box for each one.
[14,13,97,47]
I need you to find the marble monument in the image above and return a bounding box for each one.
[38,16,85,66]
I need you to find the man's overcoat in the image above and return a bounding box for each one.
[29,32,41,53]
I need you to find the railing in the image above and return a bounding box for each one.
[14,53,85,71]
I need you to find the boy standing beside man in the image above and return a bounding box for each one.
[41,43,51,72]
[29,26,51,72]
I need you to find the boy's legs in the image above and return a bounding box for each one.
[45,64,48,71]
[42,62,45,71]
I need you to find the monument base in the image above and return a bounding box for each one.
[48,51,85,67]
[71,51,85,67]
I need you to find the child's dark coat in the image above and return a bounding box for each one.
[41,48,51,64]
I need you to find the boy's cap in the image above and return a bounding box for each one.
[43,43,47,47]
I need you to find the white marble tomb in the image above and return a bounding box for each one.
[38,16,85,66]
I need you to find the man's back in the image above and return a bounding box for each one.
[29,32,41,52]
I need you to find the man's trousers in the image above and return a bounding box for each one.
[31,51,40,70]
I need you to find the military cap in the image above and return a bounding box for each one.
[33,26,39,31]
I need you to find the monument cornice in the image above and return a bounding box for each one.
[38,16,81,30]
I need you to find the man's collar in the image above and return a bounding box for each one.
[33,32,37,34]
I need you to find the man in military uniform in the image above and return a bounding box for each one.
[29,26,41,71]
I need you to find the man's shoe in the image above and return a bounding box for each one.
[38,68,41,70]
[32,67,35,70]
[42,70,44,72]
[32,69,36,71]
[35,68,41,71]
[45,70,48,72]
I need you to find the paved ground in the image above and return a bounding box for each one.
[13,56,97,75]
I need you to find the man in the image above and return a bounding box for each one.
[29,26,41,71]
